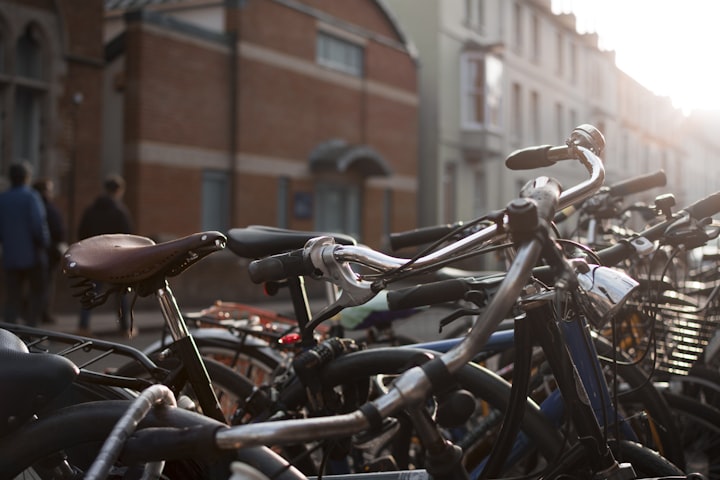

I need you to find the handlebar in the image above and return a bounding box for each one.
[606,170,666,198]
[554,170,667,223]
[596,191,720,266]
[388,222,464,251]
[249,126,606,286]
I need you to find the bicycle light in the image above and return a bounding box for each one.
[576,264,639,329]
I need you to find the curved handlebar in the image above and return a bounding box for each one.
[249,132,604,284]
[596,191,720,267]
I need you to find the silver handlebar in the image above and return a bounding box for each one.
[305,139,605,318]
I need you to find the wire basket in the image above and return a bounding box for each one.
[611,283,720,376]
[650,297,720,375]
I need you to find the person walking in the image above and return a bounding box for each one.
[0,162,50,326]
[33,178,67,324]
[76,174,135,337]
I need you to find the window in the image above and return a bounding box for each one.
[473,169,485,219]
[316,31,363,77]
[16,25,43,79]
[569,42,577,84]
[13,86,42,166]
[555,102,564,142]
[555,31,564,76]
[315,182,361,239]
[201,170,229,232]
[443,163,457,223]
[7,23,48,170]
[531,14,541,62]
[530,90,540,144]
[513,3,523,53]
[461,53,503,130]
[465,0,485,30]
[511,82,522,142]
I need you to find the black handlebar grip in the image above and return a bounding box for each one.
[389,223,461,251]
[683,192,720,220]
[519,177,562,224]
[607,170,666,198]
[386,278,471,310]
[248,248,316,283]
[505,145,555,170]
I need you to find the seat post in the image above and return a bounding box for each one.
[156,281,192,341]
[155,280,227,424]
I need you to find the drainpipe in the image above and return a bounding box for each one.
[228,28,239,228]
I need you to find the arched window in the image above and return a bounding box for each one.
[16,24,43,79]
[11,22,48,170]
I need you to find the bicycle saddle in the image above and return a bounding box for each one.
[63,231,226,285]
[0,329,79,437]
[226,225,356,259]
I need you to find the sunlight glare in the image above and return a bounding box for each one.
[553,0,720,113]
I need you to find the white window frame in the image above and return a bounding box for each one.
[316,30,364,77]
[460,52,503,131]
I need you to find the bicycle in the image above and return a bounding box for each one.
[1,231,267,431]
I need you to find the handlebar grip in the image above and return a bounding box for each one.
[386,278,470,310]
[607,170,666,198]
[505,145,555,170]
[683,192,720,220]
[597,191,720,267]
[518,177,563,224]
[389,223,461,250]
[248,248,316,283]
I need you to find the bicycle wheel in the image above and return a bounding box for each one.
[663,390,720,479]
[259,346,565,477]
[594,334,686,467]
[1,400,303,480]
[145,330,282,388]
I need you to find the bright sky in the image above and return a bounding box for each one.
[552,0,720,113]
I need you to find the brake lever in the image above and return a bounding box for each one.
[662,215,714,249]
[304,236,378,331]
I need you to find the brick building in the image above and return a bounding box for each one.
[0,0,105,238]
[104,0,420,249]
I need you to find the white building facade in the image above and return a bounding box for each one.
[384,0,710,227]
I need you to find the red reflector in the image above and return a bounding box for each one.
[279,333,302,345]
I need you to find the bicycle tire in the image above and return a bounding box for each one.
[0,400,304,480]
[269,346,565,476]
[612,439,685,476]
[662,390,720,480]
[594,334,686,467]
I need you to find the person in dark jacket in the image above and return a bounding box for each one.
[33,178,67,324]
[0,162,50,326]
[76,174,135,337]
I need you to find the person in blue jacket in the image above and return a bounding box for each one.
[0,162,50,326]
